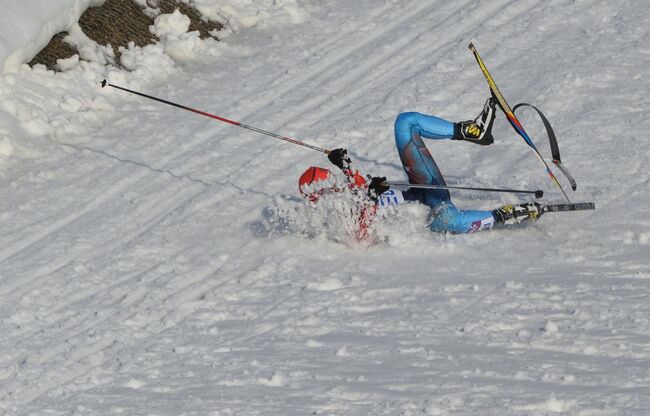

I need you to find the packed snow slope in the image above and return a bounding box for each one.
[1,0,650,415]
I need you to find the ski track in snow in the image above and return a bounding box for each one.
[1,0,650,415]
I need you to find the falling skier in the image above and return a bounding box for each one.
[100,80,592,238]
[298,98,544,235]
[101,43,593,239]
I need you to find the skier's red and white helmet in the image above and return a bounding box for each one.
[298,166,335,201]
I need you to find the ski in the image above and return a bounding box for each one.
[468,43,572,203]
[542,202,595,213]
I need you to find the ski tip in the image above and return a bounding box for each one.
[542,202,596,213]
[576,202,596,211]
[468,42,475,51]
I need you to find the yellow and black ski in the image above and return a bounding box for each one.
[468,43,572,203]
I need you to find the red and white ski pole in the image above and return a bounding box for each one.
[100,81,545,199]
[101,80,331,155]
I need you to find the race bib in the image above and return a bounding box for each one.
[468,216,495,233]
[378,189,405,207]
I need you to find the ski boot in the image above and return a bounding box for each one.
[492,202,543,225]
[454,97,497,145]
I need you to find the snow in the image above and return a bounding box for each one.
[0,0,103,74]
[151,9,219,63]
[0,0,307,74]
[191,0,310,29]
[1,0,650,415]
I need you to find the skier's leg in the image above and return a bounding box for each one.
[429,205,496,234]
[430,202,544,234]
[394,112,454,204]
[393,112,496,234]
[394,112,455,144]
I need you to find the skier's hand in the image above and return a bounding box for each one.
[327,148,351,170]
[367,176,389,201]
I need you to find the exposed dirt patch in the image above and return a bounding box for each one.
[28,32,78,71]
[28,0,222,71]
[79,0,158,55]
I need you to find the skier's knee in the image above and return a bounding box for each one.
[394,112,421,147]
[395,112,419,131]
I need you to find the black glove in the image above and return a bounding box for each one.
[327,148,351,170]
[367,176,389,201]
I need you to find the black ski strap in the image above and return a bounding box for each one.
[512,103,560,161]
[512,103,577,191]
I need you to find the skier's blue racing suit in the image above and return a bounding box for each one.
[394,112,496,233]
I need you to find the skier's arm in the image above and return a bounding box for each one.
[327,148,352,171]
[328,148,391,202]
[327,147,368,188]
[367,176,389,202]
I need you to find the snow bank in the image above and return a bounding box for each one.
[0,0,310,74]
[0,0,311,166]
[0,0,103,74]
[191,0,309,32]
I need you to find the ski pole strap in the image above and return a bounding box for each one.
[512,103,560,161]
[512,103,578,191]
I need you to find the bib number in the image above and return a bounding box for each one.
[378,189,405,207]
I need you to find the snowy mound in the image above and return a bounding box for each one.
[0,0,100,73]
[0,0,308,73]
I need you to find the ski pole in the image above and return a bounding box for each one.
[100,80,331,154]
[384,181,544,198]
